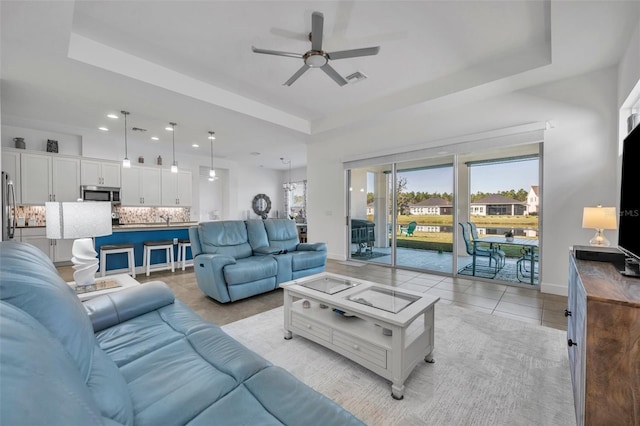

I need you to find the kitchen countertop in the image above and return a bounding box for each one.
[112,222,198,231]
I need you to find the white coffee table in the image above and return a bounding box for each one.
[280,272,439,399]
[68,274,140,301]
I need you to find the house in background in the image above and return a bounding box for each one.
[526,186,540,215]
[408,197,453,215]
[470,194,527,216]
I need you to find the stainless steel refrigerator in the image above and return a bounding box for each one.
[2,171,17,240]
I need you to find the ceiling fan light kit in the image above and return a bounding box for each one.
[252,11,380,87]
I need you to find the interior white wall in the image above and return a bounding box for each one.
[618,20,640,110]
[197,167,226,222]
[236,164,281,220]
[308,66,619,296]
[2,124,81,155]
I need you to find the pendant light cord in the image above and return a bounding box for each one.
[121,110,129,159]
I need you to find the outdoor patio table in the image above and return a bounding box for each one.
[473,236,539,285]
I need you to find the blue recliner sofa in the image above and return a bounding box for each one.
[0,241,363,426]
[189,219,326,303]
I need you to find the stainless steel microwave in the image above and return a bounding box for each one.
[80,186,121,204]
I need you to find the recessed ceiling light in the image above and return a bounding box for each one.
[192,144,199,148]
[151,136,159,141]
[165,126,173,131]
[107,114,118,119]
[98,127,109,131]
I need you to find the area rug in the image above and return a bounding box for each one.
[222,304,573,426]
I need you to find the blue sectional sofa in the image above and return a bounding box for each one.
[189,219,326,303]
[0,241,363,426]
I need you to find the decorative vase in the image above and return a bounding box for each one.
[13,137,26,149]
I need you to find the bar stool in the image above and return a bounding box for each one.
[99,244,136,278]
[143,240,175,276]
[177,238,192,271]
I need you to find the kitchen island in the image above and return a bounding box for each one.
[96,222,198,275]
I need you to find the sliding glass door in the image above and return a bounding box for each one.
[346,143,541,284]
[457,146,541,285]
[395,159,454,273]
[347,158,455,275]
[348,165,393,266]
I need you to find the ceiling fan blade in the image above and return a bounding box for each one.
[320,64,348,86]
[327,46,380,60]
[311,11,324,51]
[283,65,310,86]
[252,46,303,59]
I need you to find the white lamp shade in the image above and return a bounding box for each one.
[582,206,617,230]
[45,202,113,239]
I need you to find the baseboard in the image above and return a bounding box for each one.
[540,281,568,296]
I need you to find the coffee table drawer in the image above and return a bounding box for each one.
[333,330,387,369]
[291,311,331,342]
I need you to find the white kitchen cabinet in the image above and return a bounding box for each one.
[121,166,161,206]
[19,228,73,263]
[21,153,80,204]
[1,149,21,203]
[161,169,192,206]
[81,159,121,187]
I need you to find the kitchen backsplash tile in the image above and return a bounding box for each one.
[16,205,191,227]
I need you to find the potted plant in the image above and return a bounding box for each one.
[504,230,514,242]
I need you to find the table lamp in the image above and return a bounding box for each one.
[582,205,617,247]
[45,201,112,286]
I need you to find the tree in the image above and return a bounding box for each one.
[367,192,374,204]
[396,177,410,215]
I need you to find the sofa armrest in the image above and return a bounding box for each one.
[84,281,175,332]
[297,242,327,252]
[192,253,237,303]
[253,246,281,255]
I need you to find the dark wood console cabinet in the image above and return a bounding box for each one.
[567,253,640,425]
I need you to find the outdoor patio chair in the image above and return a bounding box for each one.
[468,222,506,268]
[400,221,417,236]
[459,222,503,274]
[517,247,539,283]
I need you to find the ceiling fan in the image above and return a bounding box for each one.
[252,11,380,87]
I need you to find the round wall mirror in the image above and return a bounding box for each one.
[252,194,272,219]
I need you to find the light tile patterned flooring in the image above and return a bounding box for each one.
[327,260,567,331]
[58,258,567,330]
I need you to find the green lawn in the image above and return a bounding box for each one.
[370,214,538,257]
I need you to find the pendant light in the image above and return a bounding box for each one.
[169,122,178,173]
[208,131,217,181]
[121,110,131,168]
[281,157,296,191]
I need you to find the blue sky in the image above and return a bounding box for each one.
[368,159,539,194]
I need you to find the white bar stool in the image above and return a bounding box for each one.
[142,240,175,276]
[99,244,136,278]
[177,238,192,271]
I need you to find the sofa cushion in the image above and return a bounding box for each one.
[245,219,270,251]
[0,242,134,425]
[291,251,327,271]
[224,256,277,285]
[0,242,96,383]
[263,219,300,252]
[95,300,274,425]
[0,301,107,426]
[197,221,253,259]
